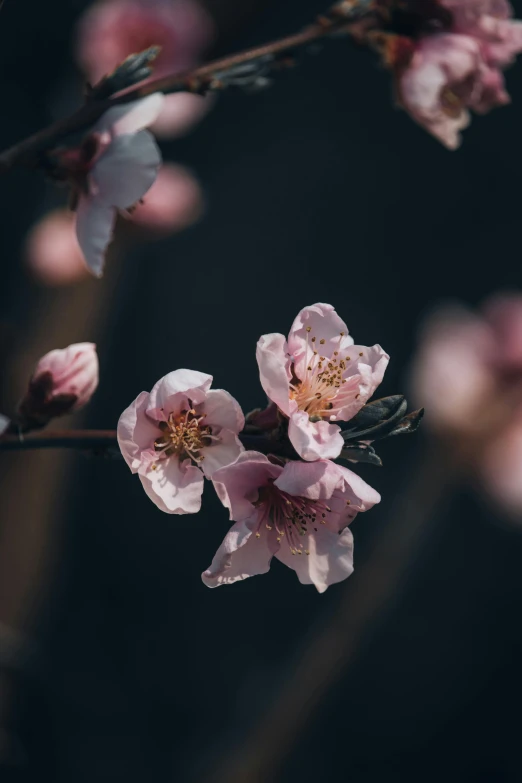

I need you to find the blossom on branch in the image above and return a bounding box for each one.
[18,343,99,431]
[117,370,244,514]
[50,93,164,277]
[203,452,380,592]
[387,0,522,148]
[256,303,389,461]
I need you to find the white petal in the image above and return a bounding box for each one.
[94,94,165,136]
[75,196,116,277]
[92,131,161,208]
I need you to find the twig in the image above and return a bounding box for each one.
[0,1,377,172]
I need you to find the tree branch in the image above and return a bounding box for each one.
[0,1,376,172]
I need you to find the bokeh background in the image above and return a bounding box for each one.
[1,0,522,781]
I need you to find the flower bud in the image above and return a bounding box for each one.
[18,343,99,431]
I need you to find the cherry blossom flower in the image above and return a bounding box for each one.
[25,209,90,287]
[18,343,99,430]
[53,93,164,277]
[203,452,380,592]
[410,293,522,517]
[395,0,522,148]
[256,303,389,461]
[117,370,244,515]
[76,0,214,138]
[0,415,9,436]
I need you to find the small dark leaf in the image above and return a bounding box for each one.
[340,444,383,467]
[385,408,424,437]
[342,395,407,442]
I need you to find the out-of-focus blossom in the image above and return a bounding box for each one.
[76,0,214,138]
[117,370,244,514]
[0,415,9,435]
[410,292,522,517]
[203,451,380,592]
[392,0,522,148]
[256,303,389,461]
[53,94,163,276]
[130,163,204,233]
[25,209,90,287]
[18,343,99,430]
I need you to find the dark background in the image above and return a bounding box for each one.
[1,0,522,781]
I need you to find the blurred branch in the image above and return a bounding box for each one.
[0,0,377,172]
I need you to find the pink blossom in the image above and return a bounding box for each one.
[397,1,522,148]
[25,209,90,287]
[117,370,244,514]
[129,163,204,233]
[203,452,380,592]
[17,343,99,430]
[256,303,389,461]
[55,94,164,276]
[0,415,9,436]
[76,0,214,138]
[32,343,99,410]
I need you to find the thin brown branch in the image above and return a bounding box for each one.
[0,2,375,172]
[0,430,118,452]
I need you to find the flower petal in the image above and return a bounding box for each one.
[256,332,292,415]
[287,303,354,379]
[274,459,344,500]
[212,451,282,521]
[288,410,344,461]
[140,456,204,514]
[94,94,165,136]
[92,130,161,208]
[201,428,243,478]
[117,390,159,473]
[200,388,244,433]
[202,515,277,587]
[0,414,9,435]
[275,527,354,593]
[75,196,116,277]
[147,369,213,415]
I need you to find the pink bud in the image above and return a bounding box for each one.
[18,343,99,431]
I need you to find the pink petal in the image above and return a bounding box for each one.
[333,344,389,421]
[211,451,282,521]
[200,428,244,478]
[92,130,161,209]
[202,515,277,587]
[117,390,160,473]
[273,459,344,500]
[140,455,204,514]
[75,196,116,277]
[256,332,292,415]
[0,414,9,435]
[147,369,212,414]
[275,527,354,593]
[288,410,344,461]
[200,388,244,433]
[94,94,165,136]
[287,303,353,379]
[334,464,381,510]
[151,93,213,139]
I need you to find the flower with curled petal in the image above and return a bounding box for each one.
[117,369,244,514]
[256,303,389,461]
[203,452,380,592]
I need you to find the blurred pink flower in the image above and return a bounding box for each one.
[54,94,163,276]
[256,303,389,461]
[411,293,522,516]
[130,163,204,233]
[25,209,90,287]
[203,451,380,592]
[17,343,99,430]
[76,0,214,138]
[396,1,522,148]
[0,415,9,436]
[117,369,244,515]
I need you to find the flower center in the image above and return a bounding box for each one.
[254,481,339,556]
[289,326,354,419]
[153,408,214,464]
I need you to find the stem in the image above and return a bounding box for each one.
[0,2,375,172]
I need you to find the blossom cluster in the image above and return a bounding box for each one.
[117,303,392,592]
